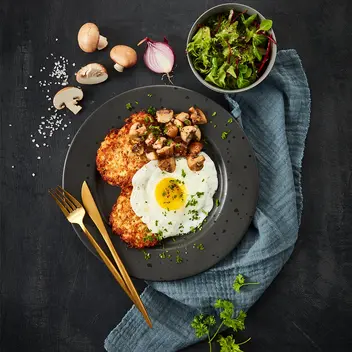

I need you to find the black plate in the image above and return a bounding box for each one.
[62,85,258,281]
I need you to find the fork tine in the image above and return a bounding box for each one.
[49,189,70,217]
[58,186,82,208]
[52,187,75,212]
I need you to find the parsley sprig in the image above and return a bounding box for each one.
[191,274,258,351]
[233,274,259,292]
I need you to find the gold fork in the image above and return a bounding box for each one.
[49,186,152,328]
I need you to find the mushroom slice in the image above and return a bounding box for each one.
[175,112,189,122]
[187,154,205,172]
[76,63,108,85]
[146,151,158,160]
[188,141,203,155]
[180,126,196,144]
[153,137,167,150]
[132,143,144,155]
[110,45,137,72]
[156,109,174,123]
[156,145,174,159]
[189,107,208,124]
[173,119,184,129]
[53,87,83,115]
[173,137,188,157]
[129,122,147,140]
[194,125,202,141]
[158,157,176,173]
[145,133,157,146]
[164,122,178,138]
[77,23,108,53]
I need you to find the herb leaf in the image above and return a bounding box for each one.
[233,274,259,292]
[258,19,273,31]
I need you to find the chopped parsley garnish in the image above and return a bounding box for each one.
[155,220,159,226]
[147,105,156,116]
[228,117,233,123]
[156,230,163,241]
[196,192,204,198]
[135,101,139,105]
[184,119,191,126]
[168,221,173,225]
[186,198,198,207]
[172,238,176,242]
[197,243,205,250]
[159,252,166,259]
[212,111,217,116]
[176,255,183,263]
[215,199,220,207]
[213,124,217,128]
[143,234,155,242]
[148,125,161,136]
[143,251,151,260]
[126,102,133,110]
[181,169,186,178]
[221,130,231,139]
[147,93,152,97]
[188,209,200,221]
[202,209,208,215]
[202,178,205,182]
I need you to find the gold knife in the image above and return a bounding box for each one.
[81,181,152,328]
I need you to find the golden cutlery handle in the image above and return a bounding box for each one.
[78,221,135,303]
[105,241,152,328]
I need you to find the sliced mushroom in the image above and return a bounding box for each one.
[129,122,147,140]
[131,143,144,155]
[164,122,178,138]
[158,157,176,173]
[173,119,184,129]
[187,154,205,172]
[189,107,208,124]
[156,109,174,123]
[188,141,203,155]
[53,87,83,115]
[156,145,174,159]
[145,133,157,146]
[77,23,108,53]
[173,139,188,157]
[146,151,158,160]
[175,112,189,122]
[153,137,167,150]
[76,63,108,85]
[194,125,202,141]
[180,126,196,144]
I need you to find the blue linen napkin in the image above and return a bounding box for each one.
[105,49,311,352]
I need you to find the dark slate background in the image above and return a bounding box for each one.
[1,0,351,351]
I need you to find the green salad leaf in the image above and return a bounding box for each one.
[187,9,274,90]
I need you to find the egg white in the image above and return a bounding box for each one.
[130,152,218,238]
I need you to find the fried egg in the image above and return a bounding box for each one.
[130,152,218,239]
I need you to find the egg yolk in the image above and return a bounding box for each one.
[155,178,187,210]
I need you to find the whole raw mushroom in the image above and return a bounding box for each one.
[110,45,137,72]
[76,63,108,85]
[53,87,83,115]
[78,23,108,53]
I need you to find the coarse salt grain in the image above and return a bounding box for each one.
[32,173,36,177]
[29,54,73,156]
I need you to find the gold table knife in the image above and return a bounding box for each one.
[81,181,152,328]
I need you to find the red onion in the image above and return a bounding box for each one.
[138,37,175,83]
